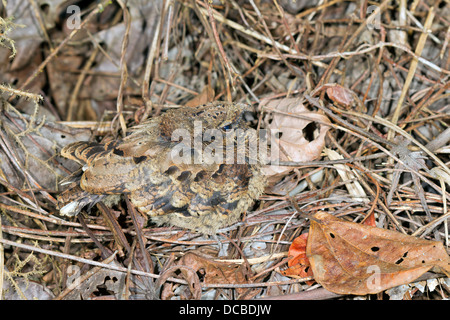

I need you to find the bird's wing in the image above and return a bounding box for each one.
[60,127,165,195]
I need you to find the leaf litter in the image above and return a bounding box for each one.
[0,0,449,300]
[306,211,450,295]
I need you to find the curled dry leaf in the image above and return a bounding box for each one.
[62,261,127,300]
[325,84,354,109]
[159,264,202,300]
[2,278,54,300]
[261,97,330,178]
[184,87,215,107]
[281,233,314,283]
[306,211,450,295]
[172,251,253,298]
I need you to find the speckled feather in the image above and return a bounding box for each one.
[57,101,267,234]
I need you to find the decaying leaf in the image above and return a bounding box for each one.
[180,251,248,285]
[166,250,254,299]
[326,84,354,109]
[306,211,450,295]
[158,264,202,300]
[281,233,314,282]
[2,277,54,300]
[261,97,330,178]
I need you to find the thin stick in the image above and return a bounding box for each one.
[316,0,391,88]
[273,152,387,167]
[196,4,297,55]
[0,238,184,284]
[258,41,449,74]
[115,0,131,135]
[344,110,450,178]
[205,0,235,87]
[142,0,170,110]
[29,0,53,51]
[387,7,435,141]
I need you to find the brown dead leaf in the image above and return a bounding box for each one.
[184,87,215,107]
[159,264,202,300]
[62,261,127,300]
[326,84,354,109]
[1,1,43,70]
[180,251,247,285]
[46,52,84,119]
[281,233,314,283]
[174,251,253,298]
[261,97,330,178]
[2,278,54,300]
[306,211,450,295]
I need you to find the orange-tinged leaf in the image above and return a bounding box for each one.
[185,87,215,107]
[173,251,258,298]
[288,233,309,267]
[282,233,314,282]
[326,84,354,108]
[362,212,376,227]
[282,263,314,280]
[306,211,450,295]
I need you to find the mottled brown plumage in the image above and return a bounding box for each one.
[57,101,267,234]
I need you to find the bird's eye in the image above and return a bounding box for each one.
[221,124,232,131]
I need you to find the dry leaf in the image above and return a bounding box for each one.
[0,109,91,190]
[326,84,354,109]
[179,251,247,285]
[63,261,127,300]
[174,251,254,298]
[287,233,309,265]
[92,2,161,74]
[184,87,215,107]
[282,233,314,283]
[1,1,43,70]
[306,211,450,295]
[159,264,202,300]
[2,278,54,300]
[261,97,330,178]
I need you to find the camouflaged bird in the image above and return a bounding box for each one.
[57,101,267,234]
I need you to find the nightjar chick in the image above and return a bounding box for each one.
[57,101,267,234]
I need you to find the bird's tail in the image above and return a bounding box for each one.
[57,184,106,216]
